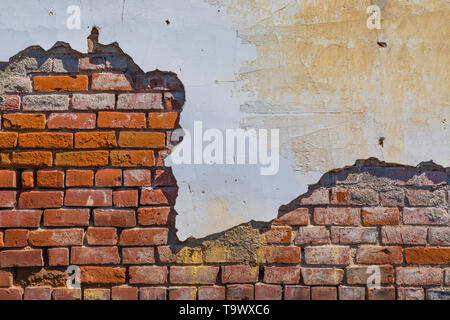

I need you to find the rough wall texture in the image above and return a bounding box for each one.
[0,32,449,300]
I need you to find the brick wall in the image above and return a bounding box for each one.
[0,31,448,300]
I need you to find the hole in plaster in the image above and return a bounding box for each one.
[377,41,387,48]
[378,137,385,147]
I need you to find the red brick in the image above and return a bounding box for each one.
[295,226,329,245]
[304,246,350,265]
[299,188,329,205]
[284,286,310,300]
[346,265,395,285]
[129,266,168,284]
[301,268,344,285]
[52,288,81,300]
[33,75,88,92]
[380,190,405,207]
[406,189,447,206]
[0,249,43,267]
[44,209,90,226]
[273,208,308,226]
[169,287,196,300]
[429,227,450,245]
[362,207,400,225]
[397,287,424,300]
[356,246,403,264]
[24,287,51,300]
[311,287,337,300]
[367,287,395,300]
[94,209,136,227]
[0,191,16,207]
[0,271,12,287]
[65,189,112,207]
[66,170,94,187]
[113,190,138,207]
[331,187,379,205]
[71,247,120,265]
[120,228,168,246]
[137,207,170,226]
[0,170,16,188]
[0,210,42,227]
[86,227,118,245]
[404,247,450,264]
[36,170,64,188]
[339,286,365,300]
[314,208,360,226]
[255,283,282,300]
[381,226,427,245]
[98,112,146,128]
[47,113,96,129]
[19,191,63,208]
[48,248,69,266]
[331,227,377,244]
[111,287,138,300]
[198,286,225,300]
[0,288,23,300]
[84,288,110,300]
[29,229,83,247]
[265,246,301,264]
[95,169,122,187]
[446,268,450,285]
[92,73,133,91]
[4,229,28,247]
[226,284,254,300]
[122,247,155,264]
[396,267,442,285]
[264,226,292,244]
[403,207,450,225]
[140,187,177,205]
[80,267,126,285]
[0,95,20,111]
[117,93,163,110]
[170,266,219,284]
[222,265,259,284]
[140,287,167,300]
[263,266,300,284]
[124,169,151,186]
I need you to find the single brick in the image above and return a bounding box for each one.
[380,190,405,207]
[0,170,16,188]
[311,287,337,300]
[314,208,360,226]
[426,289,450,300]
[396,267,443,285]
[111,287,138,300]
[0,191,16,207]
[86,227,118,245]
[66,170,94,187]
[123,169,151,186]
[48,248,69,266]
[4,229,28,247]
[0,210,42,227]
[91,73,133,91]
[339,287,365,300]
[24,287,51,300]
[198,286,225,300]
[346,265,394,285]
[381,226,428,245]
[110,150,155,167]
[0,95,20,111]
[33,75,88,92]
[273,208,308,226]
[84,288,110,301]
[284,286,310,300]
[80,267,126,285]
[75,132,117,149]
[428,227,450,245]
[222,265,259,284]
[362,207,400,225]
[2,113,46,130]
[93,209,136,227]
[122,247,155,264]
[95,169,122,187]
[367,287,395,300]
[22,95,69,111]
[170,266,219,285]
[140,187,177,205]
[29,229,83,246]
[299,188,329,205]
[72,93,115,110]
[331,187,379,206]
[0,288,24,300]
[148,112,179,128]
[0,133,18,149]
[137,207,171,226]
[304,246,350,265]
[52,288,81,300]
[79,57,105,72]
[153,169,177,187]
[55,151,109,167]
[47,113,96,129]
[9,151,53,167]
[118,131,166,148]
[0,249,43,267]
[3,76,32,93]
[0,271,12,287]
[140,287,167,300]
[98,112,146,128]
[36,170,65,188]
[397,287,424,300]
[21,171,34,189]
[406,189,447,206]
[129,266,168,284]
[169,287,197,300]
[113,190,138,207]
[71,247,120,265]
[404,247,450,265]
[301,268,344,285]
[331,227,377,244]
[254,283,282,300]
[265,246,301,264]
[403,207,450,225]
[117,93,163,110]
[356,246,403,264]
[64,189,112,207]
[263,266,300,284]
[226,284,254,300]
[119,228,168,246]
[44,209,90,226]
[19,191,63,208]
[264,226,292,244]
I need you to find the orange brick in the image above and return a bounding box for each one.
[118,132,165,148]
[33,75,88,92]
[148,112,179,129]
[47,113,96,129]
[36,170,64,188]
[66,170,94,187]
[92,73,133,91]
[404,248,450,265]
[55,151,108,167]
[21,171,34,189]
[95,169,122,187]
[98,112,146,128]
[80,267,126,285]
[110,150,155,167]
[0,133,18,149]
[0,170,16,188]
[7,152,53,168]
[123,169,151,186]
[75,132,117,149]
[18,133,73,149]
[2,114,46,130]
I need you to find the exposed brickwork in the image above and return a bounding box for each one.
[0,31,448,300]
